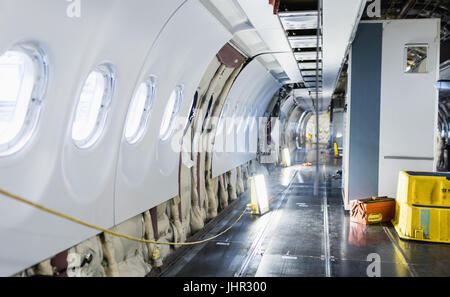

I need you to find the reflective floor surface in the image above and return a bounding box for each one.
[162,149,450,277]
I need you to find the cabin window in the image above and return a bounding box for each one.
[124,77,157,144]
[0,43,48,156]
[179,91,198,136]
[159,85,183,141]
[72,64,115,149]
[188,91,198,124]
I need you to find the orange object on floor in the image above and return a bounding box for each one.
[301,162,312,166]
[350,197,396,225]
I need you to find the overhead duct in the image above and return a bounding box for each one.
[322,0,367,109]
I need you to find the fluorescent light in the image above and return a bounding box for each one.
[302,70,322,76]
[295,51,322,61]
[288,36,318,48]
[279,11,318,30]
[299,62,322,69]
[254,174,269,215]
[303,76,321,82]
[304,82,323,88]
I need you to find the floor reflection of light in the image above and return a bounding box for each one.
[297,171,304,183]
[280,165,304,186]
[282,148,291,167]
[280,167,294,186]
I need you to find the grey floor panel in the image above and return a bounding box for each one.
[174,241,252,277]
[331,258,412,277]
[255,254,326,277]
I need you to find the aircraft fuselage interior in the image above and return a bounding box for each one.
[1,0,450,282]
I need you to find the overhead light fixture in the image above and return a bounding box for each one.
[303,76,322,82]
[288,36,318,48]
[299,62,322,69]
[304,82,323,88]
[302,70,322,76]
[249,174,270,215]
[279,11,318,30]
[295,51,322,61]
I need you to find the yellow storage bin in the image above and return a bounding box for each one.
[392,171,450,243]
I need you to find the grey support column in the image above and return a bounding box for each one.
[346,23,383,202]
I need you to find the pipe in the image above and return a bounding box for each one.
[397,0,416,19]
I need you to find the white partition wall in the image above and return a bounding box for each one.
[378,19,440,197]
[0,0,189,276]
[114,0,231,224]
[344,19,440,207]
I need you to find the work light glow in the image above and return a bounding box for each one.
[254,174,269,215]
[283,148,291,167]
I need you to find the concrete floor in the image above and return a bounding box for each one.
[162,149,450,277]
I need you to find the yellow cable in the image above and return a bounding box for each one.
[0,188,247,246]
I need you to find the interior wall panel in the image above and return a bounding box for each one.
[114,0,231,224]
[378,19,440,197]
[0,0,185,276]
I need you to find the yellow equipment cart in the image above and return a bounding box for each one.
[392,171,450,244]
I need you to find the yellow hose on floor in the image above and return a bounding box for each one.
[0,188,247,246]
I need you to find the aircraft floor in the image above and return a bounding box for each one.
[161,149,450,277]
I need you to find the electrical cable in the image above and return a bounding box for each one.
[0,187,247,246]
[0,171,294,247]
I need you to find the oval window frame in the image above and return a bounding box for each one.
[159,85,183,141]
[124,76,157,144]
[0,42,49,157]
[71,63,116,149]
